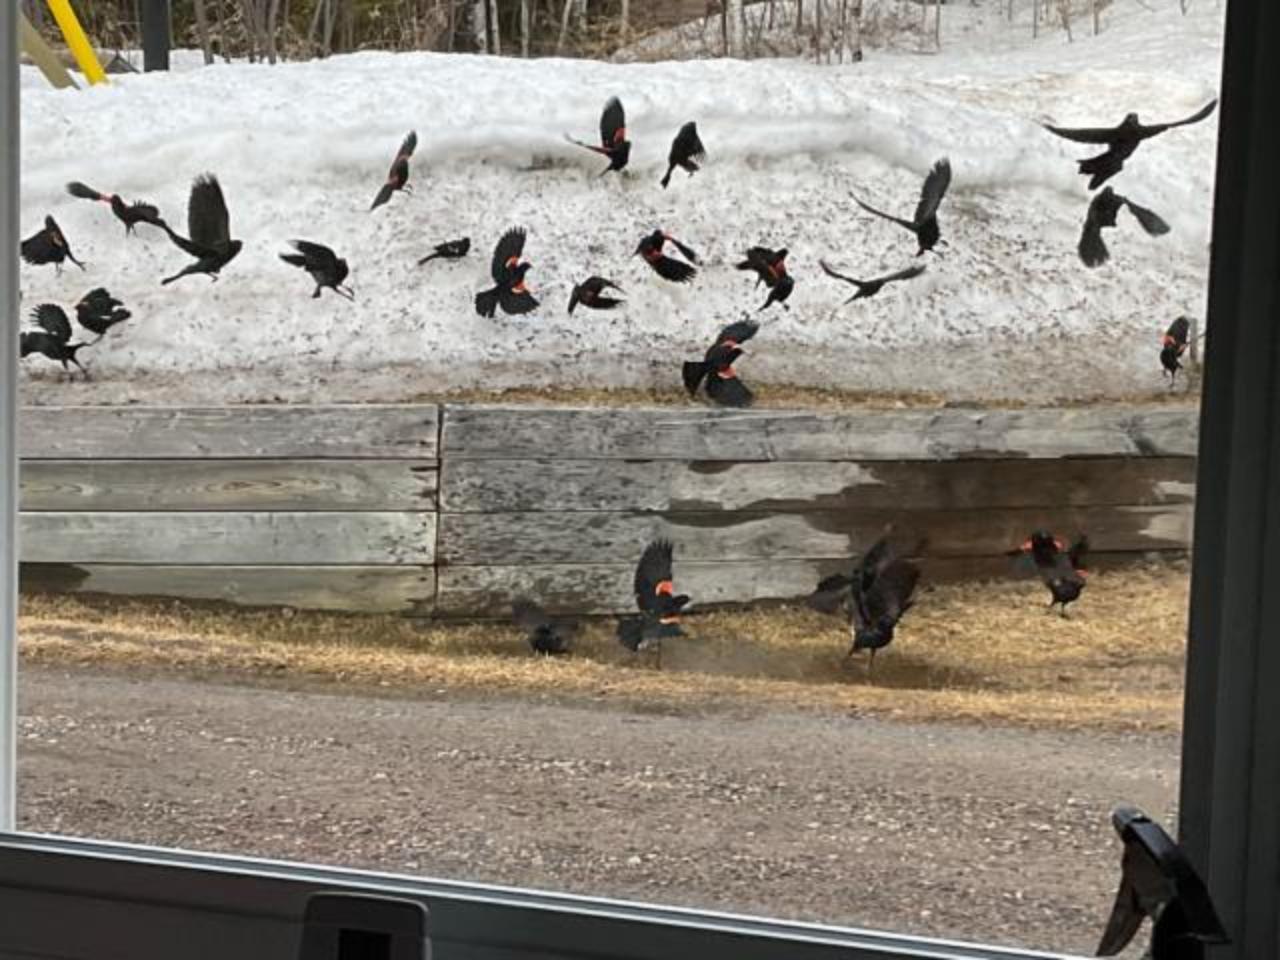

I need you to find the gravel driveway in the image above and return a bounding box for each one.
[17,664,1179,955]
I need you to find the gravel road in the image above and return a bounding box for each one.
[17,665,1179,955]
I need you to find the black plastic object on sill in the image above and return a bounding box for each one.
[298,892,430,960]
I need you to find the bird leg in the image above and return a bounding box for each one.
[312,287,322,299]
[336,286,356,302]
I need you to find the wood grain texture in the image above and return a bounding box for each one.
[20,461,438,511]
[438,505,1192,565]
[19,405,440,459]
[441,457,1196,513]
[20,512,436,565]
[19,563,434,614]
[441,404,1200,461]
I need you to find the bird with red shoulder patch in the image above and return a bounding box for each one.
[475,227,539,318]
[565,96,631,177]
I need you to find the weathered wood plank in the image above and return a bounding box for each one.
[19,405,440,459]
[435,554,1184,616]
[20,512,436,565]
[19,564,434,614]
[441,458,1196,513]
[439,505,1192,565]
[441,404,1200,461]
[20,460,438,511]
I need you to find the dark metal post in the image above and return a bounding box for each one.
[1179,2,1280,959]
[141,0,171,71]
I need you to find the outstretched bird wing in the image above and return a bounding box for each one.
[20,228,60,265]
[1095,875,1145,957]
[807,572,854,615]
[634,539,676,614]
[491,227,527,284]
[290,240,340,272]
[864,558,920,624]
[188,175,231,252]
[715,319,759,348]
[1042,120,1125,145]
[32,304,73,343]
[390,130,417,174]
[1122,198,1171,237]
[706,370,754,408]
[818,259,863,287]
[600,96,626,149]
[853,195,917,233]
[874,264,928,285]
[665,234,700,264]
[1135,98,1218,138]
[913,158,952,227]
[1078,220,1109,268]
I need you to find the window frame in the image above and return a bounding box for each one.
[1,2,1277,958]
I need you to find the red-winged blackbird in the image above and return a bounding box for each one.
[21,216,85,273]
[512,598,577,656]
[565,96,630,177]
[635,229,699,283]
[161,174,242,284]
[1013,530,1090,616]
[853,158,952,256]
[617,539,690,666]
[568,276,625,314]
[1160,316,1192,386]
[1044,100,1218,190]
[682,319,757,408]
[74,288,131,342]
[1096,806,1229,959]
[735,246,794,311]
[417,237,471,266]
[475,228,538,318]
[279,240,353,300]
[20,304,91,379]
[819,260,926,303]
[1078,186,1169,268]
[65,181,165,235]
[661,121,705,189]
[808,534,921,674]
[370,131,417,211]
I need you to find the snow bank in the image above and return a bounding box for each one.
[16,0,1224,404]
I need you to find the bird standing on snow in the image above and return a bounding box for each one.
[511,598,577,656]
[370,131,418,211]
[1013,530,1090,617]
[417,237,470,266]
[819,260,926,303]
[661,121,705,189]
[1078,186,1169,268]
[683,319,757,409]
[475,228,539,318]
[74,288,131,342]
[21,216,85,273]
[1043,99,1218,190]
[1095,806,1228,960]
[568,276,625,314]
[617,539,690,667]
[736,246,794,311]
[160,174,242,284]
[565,96,631,177]
[20,305,91,379]
[635,230,699,283]
[1160,316,1192,386]
[853,157,952,257]
[279,240,354,300]
[65,181,165,235]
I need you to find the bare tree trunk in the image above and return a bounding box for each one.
[1033,0,1040,37]
[265,0,281,63]
[721,0,729,55]
[796,0,803,33]
[1093,0,1100,34]
[193,0,215,63]
[619,0,628,44]
[1058,0,1072,41]
[1007,0,1014,21]
[556,0,573,52]
[934,0,941,49]
[447,0,457,50]
[242,0,258,61]
[489,0,501,53]
[520,0,530,55]
[815,0,823,62]
[322,0,337,55]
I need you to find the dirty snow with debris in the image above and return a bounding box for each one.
[16,0,1224,404]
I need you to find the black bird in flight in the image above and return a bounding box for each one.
[512,598,576,656]
[568,276,625,314]
[617,539,690,667]
[1096,806,1229,960]
[475,227,538,318]
[66,180,165,235]
[1160,316,1192,387]
[417,237,471,266]
[819,260,926,303]
[661,121,706,189]
[853,158,952,256]
[1043,99,1218,190]
[279,240,354,300]
[683,319,757,409]
[808,534,921,675]
[1013,530,1089,617]
[74,288,131,342]
[370,131,418,211]
[20,304,91,379]
[736,246,794,311]
[21,216,85,273]
[160,174,242,284]
[1078,186,1170,268]
[565,96,631,177]
[635,229,699,283]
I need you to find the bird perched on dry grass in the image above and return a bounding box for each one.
[1012,530,1090,616]
[512,598,577,656]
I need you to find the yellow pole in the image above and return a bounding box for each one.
[43,0,107,86]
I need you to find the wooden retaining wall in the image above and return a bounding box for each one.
[16,404,1200,616]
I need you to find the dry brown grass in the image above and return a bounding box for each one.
[18,565,1187,731]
